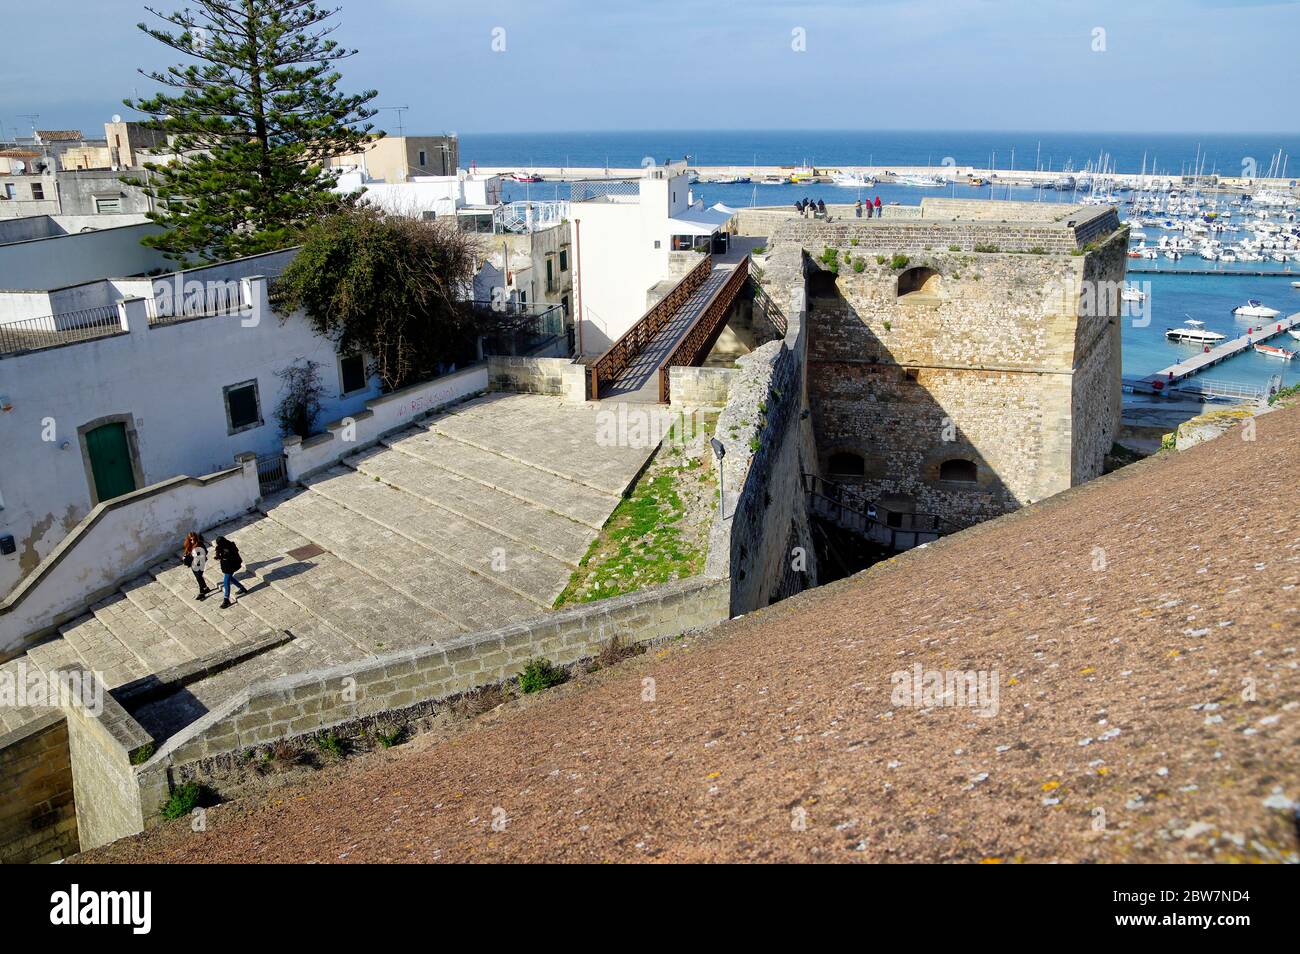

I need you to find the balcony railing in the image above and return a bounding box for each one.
[146,283,251,327]
[0,305,124,357]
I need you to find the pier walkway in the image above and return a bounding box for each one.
[589,253,750,403]
[1142,312,1299,389]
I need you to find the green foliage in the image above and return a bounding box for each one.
[948,244,961,251]
[751,245,767,255]
[274,358,324,439]
[819,246,840,272]
[882,319,893,331]
[161,782,203,819]
[130,742,155,765]
[125,1,379,263]
[374,725,406,748]
[853,259,866,273]
[1027,247,1047,254]
[1160,432,1177,451]
[315,731,344,758]
[875,254,888,265]
[1269,382,1300,405]
[974,243,1000,253]
[888,254,910,269]
[518,658,567,694]
[850,238,859,246]
[273,208,481,390]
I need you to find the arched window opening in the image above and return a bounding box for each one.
[939,458,978,483]
[828,451,865,477]
[897,266,941,298]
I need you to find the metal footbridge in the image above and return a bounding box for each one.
[588,254,750,403]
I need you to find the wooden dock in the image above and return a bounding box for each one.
[1143,313,1300,388]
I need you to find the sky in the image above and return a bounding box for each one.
[2,0,1298,139]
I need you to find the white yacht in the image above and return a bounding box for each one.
[1165,319,1225,344]
[1121,284,1147,302]
[832,172,877,188]
[1233,299,1280,318]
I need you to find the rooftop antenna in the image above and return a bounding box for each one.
[377,105,410,137]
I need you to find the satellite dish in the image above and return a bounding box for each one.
[12,161,25,175]
[112,114,122,124]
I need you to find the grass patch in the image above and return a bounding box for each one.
[518,658,568,694]
[314,731,344,759]
[555,422,716,607]
[1269,382,1300,405]
[160,782,205,820]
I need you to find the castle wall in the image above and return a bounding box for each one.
[793,212,1125,527]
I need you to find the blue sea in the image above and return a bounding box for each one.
[468,130,1300,393]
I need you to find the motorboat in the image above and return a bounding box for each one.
[897,173,946,187]
[831,172,877,188]
[1121,284,1147,302]
[1291,280,1300,288]
[1233,299,1280,318]
[1253,343,1295,360]
[1165,319,1225,344]
[512,172,543,183]
[1289,329,1300,341]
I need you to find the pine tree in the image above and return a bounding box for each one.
[126,1,379,263]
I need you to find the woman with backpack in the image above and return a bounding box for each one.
[182,532,211,600]
[213,536,249,609]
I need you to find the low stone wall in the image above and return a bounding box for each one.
[669,366,737,408]
[488,355,587,401]
[0,458,262,658]
[126,576,729,824]
[0,713,79,863]
[706,246,818,613]
[284,365,488,481]
[62,670,157,852]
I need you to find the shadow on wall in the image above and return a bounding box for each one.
[803,264,1018,529]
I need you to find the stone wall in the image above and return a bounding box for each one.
[801,214,1126,527]
[62,671,156,852]
[487,355,587,402]
[126,577,730,823]
[706,246,819,611]
[668,366,737,408]
[0,713,79,863]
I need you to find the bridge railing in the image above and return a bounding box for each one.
[589,254,713,398]
[656,256,750,403]
[802,472,958,551]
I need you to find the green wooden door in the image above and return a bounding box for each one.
[86,422,136,502]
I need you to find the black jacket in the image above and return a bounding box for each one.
[215,541,242,574]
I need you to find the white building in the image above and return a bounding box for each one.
[0,251,383,598]
[570,162,732,354]
[334,167,505,231]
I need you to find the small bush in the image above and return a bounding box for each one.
[374,725,406,748]
[161,782,204,820]
[888,253,910,269]
[518,658,568,694]
[882,319,893,331]
[974,243,1000,253]
[1027,246,1047,255]
[130,742,155,766]
[751,245,766,255]
[1269,382,1300,405]
[1160,432,1176,451]
[315,731,344,759]
[749,436,761,452]
[948,244,961,252]
[875,254,888,265]
[853,259,866,273]
[850,238,859,246]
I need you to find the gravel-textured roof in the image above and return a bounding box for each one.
[80,402,1300,863]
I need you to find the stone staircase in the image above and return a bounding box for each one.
[1,394,652,745]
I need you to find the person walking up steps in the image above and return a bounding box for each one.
[214,536,249,609]
[182,532,211,600]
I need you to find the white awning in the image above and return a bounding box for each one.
[668,206,733,236]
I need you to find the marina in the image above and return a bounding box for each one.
[1141,313,1300,389]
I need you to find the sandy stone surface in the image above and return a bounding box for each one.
[79,404,1300,864]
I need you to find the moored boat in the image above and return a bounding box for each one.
[1233,299,1280,318]
[1253,343,1295,359]
[1165,319,1225,344]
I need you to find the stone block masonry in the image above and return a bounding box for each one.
[0,712,79,863]
[120,576,730,830]
[792,199,1126,528]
